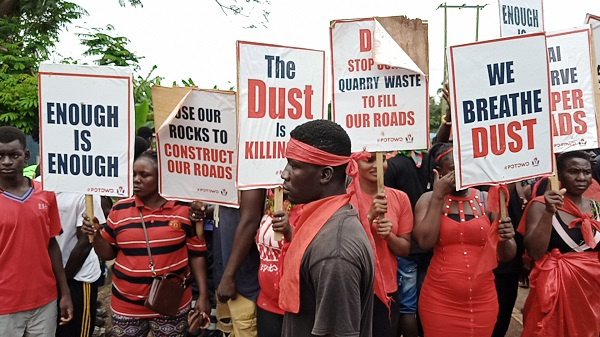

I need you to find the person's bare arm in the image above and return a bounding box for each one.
[216,189,266,302]
[413,170,454,249]
[524,189,565,260]
[48,238,73,325]
[384,231,411,257]
[64,227,95,279]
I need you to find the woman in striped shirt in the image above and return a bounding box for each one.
[82,151,210,337]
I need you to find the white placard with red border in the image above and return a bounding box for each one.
[498,0,544,37]
[448,33,553,189]
[331,18,429,152]
[547,26,600,153]
[39,63,134,197]
[237,41,325,189]
[156,89,238,206]
[586,14,600,91]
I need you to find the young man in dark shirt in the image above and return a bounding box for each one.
[279,120,374,337]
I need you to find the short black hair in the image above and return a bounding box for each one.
[557,150,591,174]
[134,136,149,160]
[290,120,351,157]
[137,126,154,140]
[0,126,27,149]
[135,150,158,166]
[429,142,453,168]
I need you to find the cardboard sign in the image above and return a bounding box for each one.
[547,26,600,153]
[586,14,600,90]
[448,33,553,189]
[237,41,325,189]
[498,0,544,36]
[154,87,238,206]
[39,63,134,197]
[331,18,429,152]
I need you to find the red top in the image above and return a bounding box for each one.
[0,180,62,314]
[102,196,206,317]
[349,186,413,293]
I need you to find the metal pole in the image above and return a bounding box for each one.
[443,2,448,82]
[475,6,481,41]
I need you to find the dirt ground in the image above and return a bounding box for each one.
[95,260,529,337]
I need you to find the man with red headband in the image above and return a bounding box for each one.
[279,120,374,337]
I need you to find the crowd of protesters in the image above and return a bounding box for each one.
[1,82,599,337]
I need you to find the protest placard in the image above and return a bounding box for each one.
[498,0,544,36]
[154,87,238,206]
[39,63,134,197]
[586,14,600,90]
[237,41,325,189]
[331,18,429,152]
[448,32,553,189]
[546,26,600,153]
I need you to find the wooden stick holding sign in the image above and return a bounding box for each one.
[499,188,507,219]
[194,201,204,239]
[273,187,284,241]
[376,152,385,194]
[549,160,560,191]
[86,195,95,243]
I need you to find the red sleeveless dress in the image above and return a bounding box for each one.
[419,189,498,337]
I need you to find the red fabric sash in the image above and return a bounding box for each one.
[472,185,507,273]
[517,196,600,249]
[278,194,351,313]
[521,249,600,336]
[347,182,392,307]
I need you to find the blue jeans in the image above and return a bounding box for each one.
[396,257,418,313]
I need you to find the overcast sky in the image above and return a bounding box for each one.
[53,0,600,97]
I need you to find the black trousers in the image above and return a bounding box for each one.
[491,272,519,337]
[56,279,98,337]
[257,306,283,337]
[373,292,399,337]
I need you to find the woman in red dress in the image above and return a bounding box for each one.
[413,143,516,337]
[519,151,600,337]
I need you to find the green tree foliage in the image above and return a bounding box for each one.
[429,95,442,133]
[78,24,142,70]
[0,1,85,132]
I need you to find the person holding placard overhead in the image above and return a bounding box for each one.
[412,143,516,337]
[348,151,412,337]
[519,150,600,337]
[81,151,210,337]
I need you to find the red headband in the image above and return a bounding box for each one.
[435,147,453,163]
[286,138,351,166]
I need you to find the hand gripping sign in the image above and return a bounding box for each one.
[331,17,429,152]
[448,32,553,189]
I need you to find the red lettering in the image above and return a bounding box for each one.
[359,29,372,52]
[572,89,584,109]
[287,88,303,119]
[248,79,266,118]
[551,89,585,112]
[490,124,507,155]
[472,127,488,158]
[522,118,536,149]
[573,110,587,134]
[507,121,522,152]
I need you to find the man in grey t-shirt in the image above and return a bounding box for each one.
[279,120,374,337]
